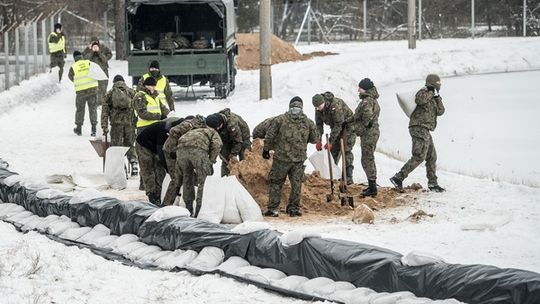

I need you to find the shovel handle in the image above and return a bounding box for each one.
[325,134,334,195]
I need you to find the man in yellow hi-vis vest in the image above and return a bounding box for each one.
[48,23,66,82]
[68,51,98,136]
[137,60,175,111]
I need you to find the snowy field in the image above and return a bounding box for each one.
[1,37,540,303]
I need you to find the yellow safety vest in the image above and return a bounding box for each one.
[136,92,162,128]
[142,73,168,109]
[48,32,65,54]
[72,60,98,92]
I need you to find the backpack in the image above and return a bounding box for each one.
[111,87,131,109]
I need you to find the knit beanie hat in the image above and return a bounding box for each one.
[113,75,124,83]
[425,74,441,85]
[73,51,82,60]
[312,94,324,107]
[358,78,374,90]
[205,114,224,129]
[143,77,157,86]
[54,23,62,30]
[149,60,160,69]
[289,96,303,109]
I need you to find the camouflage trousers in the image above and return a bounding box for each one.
[359,127,380,181]
[395,126,438,185]
[176,148,213,215]
[162,154,181,206]
[110,123,136,163]
[97,80,108,106]
[220,145,246,177]
[75,92,97,127]
[330,124,356,182]
[267,159,305,211]
[136,142,166,197]
[50,52,64,81]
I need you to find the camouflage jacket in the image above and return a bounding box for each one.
[132,87,170,123]
[219,108,252,148]
[354,87,381,136]
[409,87,445,131]
[217,113,244,157]
[83,45,113,74]
[163,115,206,154]
[264,111,318,162]
[315,93,354,144]
[101,81,137,127]
[252,116,277,139]
[177,127,223,163]
[137,73,175,111]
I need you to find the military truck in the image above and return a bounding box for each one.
[126,0,237,98]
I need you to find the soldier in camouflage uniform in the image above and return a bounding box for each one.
[263,97,318,217]
[48,23,66,82]
[252,116,278,140]
[101,75,137,170]
[205,111,244,177]
[312,92,356,184]
[68,51,98,136]
[175,124,223,217]
[162,115,207,206]
[354,78,381,197]
[84,36,113,105]
[390,74,446,192]
[219,108,252,157]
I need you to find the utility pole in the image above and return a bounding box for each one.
[418,0,422,40]
[260,0,272,100]
[408,0,416,49]
[363,0,367,42]
[523,0,527,37]
[471,0,475,39]
[115,0,127,59]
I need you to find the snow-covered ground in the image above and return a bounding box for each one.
[1,37,540,302]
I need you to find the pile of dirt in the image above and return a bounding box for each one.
[230,139,420,219]
[236,33,336,70]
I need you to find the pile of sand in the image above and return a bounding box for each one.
[230,139,420,219]
[236,33,336,70]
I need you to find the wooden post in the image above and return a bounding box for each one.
[260,0,272,100]
[408,0,416,49]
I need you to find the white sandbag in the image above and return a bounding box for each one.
[308,150,341,179]
[217,256,250,273]
[21,216,45,231]
[396,91,417,118]
[71,173,101,188]
[93,235,119,248]
[114,241,147,255]
[138,250,172,264]
[14,214,40,228]
[341,287,377,304]
[280,229,321,246]
[6,211,34,222]
[36,188,66,199]
[109,234,139,249]
[59,227,92,241]
[47,221,80,236]
[198,175,227,224]
[168,250,198,268]
[231,221,272,235]
[77,224,110,243]
[69,188,105,205]
[396,298,434,304]
[433,299,465,304]
[401,251,444,267]
[88,61,108,80]
[298,277,335,295]
[3,175,22,186]
[35,215,61,232]
[232,265,262,277]
[232,176,263,222]
[160,174,172,203]
[222,176,242,224]
[188,246,225,270]
[371,291,416,304]
[317,281,356,297]
[104,146,130,190]
[244,268,287,284]
[0,205,26,220]
[154,249,186,269]
[146,206,191,223]
[127,245,162,262]
[271,275,309,290]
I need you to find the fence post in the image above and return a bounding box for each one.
[4,31,9,90]
[363,0,367,42]
[471,0,475,39]
[41,19,47,72]
[24,24,29,80]
[33,22,38,75]
[15,27,20,86]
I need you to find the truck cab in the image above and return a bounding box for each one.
[127,0,237,98]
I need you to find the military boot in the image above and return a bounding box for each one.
[73,125,82,136]
[346,166,354,185]
[130,162,139,176]
[360,180,378,198]
[428,184,446,192]
[90,125,97,137]
[263,209,279,217]
[148,193,162,207]
[390,175,403,191]
[185,201,194,217]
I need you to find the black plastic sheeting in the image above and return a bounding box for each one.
[1,166,540,304]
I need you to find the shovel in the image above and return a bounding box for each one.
[89,133,109,172]
[325,134,335,202]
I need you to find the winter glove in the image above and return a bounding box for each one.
[324,143,333,150]
[426,84,435,92]
[315,141,323,151]
[262,149,271,160]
